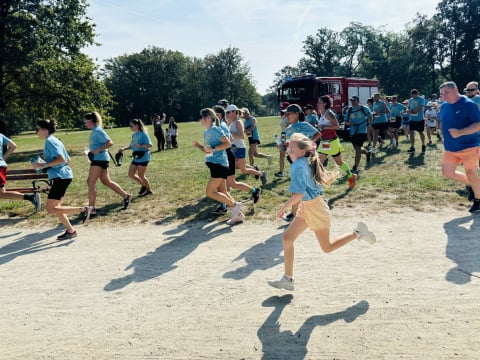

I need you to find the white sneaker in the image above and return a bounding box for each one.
[226,212,245,225]
[355,222,376,245]
[231,202,243,219]
[268,275,295,291]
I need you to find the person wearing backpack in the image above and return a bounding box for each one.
[345,96,373,173]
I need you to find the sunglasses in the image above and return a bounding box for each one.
[466,88,477,92]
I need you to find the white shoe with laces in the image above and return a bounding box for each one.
[268,275,295,291]
[355,222,376,245]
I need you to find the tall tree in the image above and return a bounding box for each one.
[0,0,111,134]
[298,28,342,76]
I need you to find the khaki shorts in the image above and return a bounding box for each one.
[296,196,331,231]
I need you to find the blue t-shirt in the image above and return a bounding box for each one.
[285,122,319,142]
[89,126,110,162]
[244,116,260,141]
[44,135,73,180]
[203,125,228,167]
[347,106,371,135]
[130,131,152,162]
[305,114,318,127]
[408,97,426,121]
[441,96,480,152]
[389,103,406,117]
[471,95,480,110]
[372,101,389,124]
[289,157,323,201]
[0,134,11,168]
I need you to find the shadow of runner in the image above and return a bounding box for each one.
[104,220,232,291]
[258,295,369,360]
[444,214,480,284]
[0,227,74,266]
[223,233,284,280]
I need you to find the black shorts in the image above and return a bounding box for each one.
[206,162,228,179]
[48,178,72,200]
[226,148,236,176]
[409,121,425,132]
[248,137,261,145]
[132,161,149,167]
[388,116,402,129]
[372,122,389,131]
[90,160,109,169]
[350,133,368,147]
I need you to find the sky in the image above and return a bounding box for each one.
[84,0,441,95]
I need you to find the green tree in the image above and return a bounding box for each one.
[298,28,342,76]
[0,0,111,134]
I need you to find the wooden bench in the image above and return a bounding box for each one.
[6,169,52,194]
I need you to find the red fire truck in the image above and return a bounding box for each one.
[277,74,380,120]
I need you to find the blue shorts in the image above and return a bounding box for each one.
[232,147,246,159]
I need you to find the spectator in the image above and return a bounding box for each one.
[465,81,480,110]
[153,113,166,152]
[167,116,178,148]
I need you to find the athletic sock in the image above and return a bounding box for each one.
[340,162,352,177]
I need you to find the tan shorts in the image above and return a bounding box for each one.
[442,147,480,171]
[296,196,331,231]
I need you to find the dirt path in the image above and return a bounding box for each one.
[1,208,479,359]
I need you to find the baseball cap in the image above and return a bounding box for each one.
[280,101,290,110]
[284,104,302,113]
[226,104,239,112]
[350,96,360,101]
[218,99,229,106]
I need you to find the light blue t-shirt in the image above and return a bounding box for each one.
[372,101,389,124]
[130,131,152,162]
[389,103,406,117]
[203,125,228,168]
[0,134,11,168]
[305,114,319,127]
[471,95,480,110]
[347,106,371,135]
[288,157,323,201]
[244,116,260,141]
[43,135,73,180]
[408,96,426,121]
[285,121,319,142]
[440,96,480,152]
[89,126,110,162]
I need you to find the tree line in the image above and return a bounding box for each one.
[1,0,478,134]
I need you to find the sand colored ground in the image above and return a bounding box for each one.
[1,207,479,359]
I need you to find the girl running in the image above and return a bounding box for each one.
[268,133,375,291]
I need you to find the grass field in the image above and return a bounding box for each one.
[1,117,470,226]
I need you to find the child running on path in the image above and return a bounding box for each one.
[268,133,376,291]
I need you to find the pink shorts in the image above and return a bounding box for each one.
[442,147,480,170]
[0,167,7,187]
[296,196,331,231]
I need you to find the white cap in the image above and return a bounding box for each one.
[226,104,239,112]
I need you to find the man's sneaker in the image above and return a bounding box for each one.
[348,174,357,189]
[468,199,480,213]
[354,222,376,245]
[268,275,295,291]
[274,171,284,178]
[231,202,243,219]
[212,203,228,215]
[254,165,260,180]
[421,145,426,152]
[227,211,245,225]
[80,206,93,224]
[366,150,371,163]
[260,171,267,186]
[407,147,415,153]
[251,188,261,204]
[466,186,475,201]
[57,230,78,240]
[138,186,147,195]
[283,213,294,222]
[123,194,132,210]
[31,192,41,212]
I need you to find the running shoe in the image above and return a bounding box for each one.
[138,186,147,195]
[123,194,132,210]
[348,174,357,189]
[260,171,267,187]
[283,213,294,222]
[212,203,228,215]
[31,192,41,212]
[354,222,376,245]
[57,230,78,240]
[80,206,93,224]
[254,165,260,180]
[468,199,480,213]
[251,188,261,204]
[267,275,295,291]
[274,171,284,178]
[421,145,426,152]
[407,147,415,153]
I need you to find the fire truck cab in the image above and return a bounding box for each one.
[278,74,380,121]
